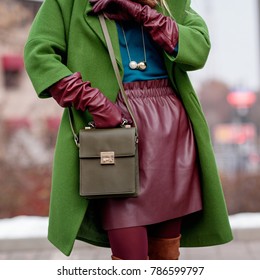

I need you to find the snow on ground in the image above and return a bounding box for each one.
[0,216,48,239]
[228,212,260,228]
[0,213,259,239]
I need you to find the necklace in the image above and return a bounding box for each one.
[121,25,147,71]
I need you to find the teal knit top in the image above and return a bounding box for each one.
[116,22,169,83]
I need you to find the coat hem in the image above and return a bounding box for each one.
[76,237,110,249]
[180,233,233,248]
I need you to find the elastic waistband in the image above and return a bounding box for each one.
[123,79,171,91]
[120,79,176,100]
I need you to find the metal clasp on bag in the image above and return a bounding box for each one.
[100,151,115,165]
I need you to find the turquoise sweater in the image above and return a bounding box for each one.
[116,22,168,82]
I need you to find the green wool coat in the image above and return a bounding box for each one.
[24,0,233,256]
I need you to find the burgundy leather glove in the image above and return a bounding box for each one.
[49,72,123,128]
[90,0,178,54]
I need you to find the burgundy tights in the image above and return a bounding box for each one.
[108,218,181,260]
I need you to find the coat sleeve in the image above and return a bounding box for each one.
[166,4,211,72]
[24,0,73,98]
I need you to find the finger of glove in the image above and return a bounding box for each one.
[92,3,105,13]
[91,0,112,13]
[104,12,130,22]
[89,0,99,4]
[92,106,123,128]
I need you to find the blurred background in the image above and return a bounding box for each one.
[0,0,259,241]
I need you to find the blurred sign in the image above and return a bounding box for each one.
[214,123,256,144]
[1,55,24,71]
[46,117,61,132]
[227,90,256,108]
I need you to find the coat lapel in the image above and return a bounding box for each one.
[84,2,123,71]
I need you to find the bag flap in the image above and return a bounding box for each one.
[79,127,137,158]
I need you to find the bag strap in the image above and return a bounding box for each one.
[98,14,138,131]
[68,107,79,147]
[68,14,138,147]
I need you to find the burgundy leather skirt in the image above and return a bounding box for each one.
[102,79,202,230]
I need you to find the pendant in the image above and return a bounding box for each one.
[129,61,147,71]
[129,61,138,70]
[137,61,147,71]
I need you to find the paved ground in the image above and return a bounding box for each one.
[0,227,260,260]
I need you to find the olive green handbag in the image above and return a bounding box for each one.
[68,15,139,199]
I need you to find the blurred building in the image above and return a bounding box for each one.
[0,0,63,217]
[0,0,62,167]
[191,0,260,92]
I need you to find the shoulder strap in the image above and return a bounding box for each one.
[98,14,138,131]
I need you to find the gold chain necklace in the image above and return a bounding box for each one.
[121,25,147,71]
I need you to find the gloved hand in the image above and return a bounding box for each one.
[49,72,123,128]
[90,0,178,54]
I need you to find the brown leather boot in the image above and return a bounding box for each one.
[148,235,181,260]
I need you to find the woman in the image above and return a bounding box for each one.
[24,0,233,260]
